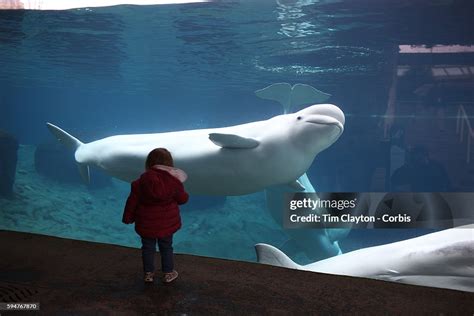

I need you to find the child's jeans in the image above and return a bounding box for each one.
[141,235,174,273]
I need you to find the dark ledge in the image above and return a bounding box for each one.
[0,230,473,315]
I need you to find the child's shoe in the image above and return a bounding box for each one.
[144,272,154,283]
[163,270,178,283]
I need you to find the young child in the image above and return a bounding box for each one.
[122,148,189,283]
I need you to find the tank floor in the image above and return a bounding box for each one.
[0,230,472,315]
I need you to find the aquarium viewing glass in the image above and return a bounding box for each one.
[0,0,473,265]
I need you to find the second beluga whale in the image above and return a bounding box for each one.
[46,103,344,196]
[255,226,474,292]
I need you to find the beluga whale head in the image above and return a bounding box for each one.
[291,103,345,154]
[254,103,344,187]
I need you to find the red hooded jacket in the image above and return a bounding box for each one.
[122,168,189,238]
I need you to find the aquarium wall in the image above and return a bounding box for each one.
[1,0,473,264]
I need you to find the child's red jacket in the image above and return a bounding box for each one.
[122,168,189,238]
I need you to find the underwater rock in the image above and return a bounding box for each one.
[34,142,111,189]
[0,130,19,197]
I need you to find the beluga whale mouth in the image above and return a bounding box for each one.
[305,116,344,133]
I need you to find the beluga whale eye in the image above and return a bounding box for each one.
[297,116,302,120]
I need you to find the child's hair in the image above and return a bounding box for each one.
[145,148,174,169]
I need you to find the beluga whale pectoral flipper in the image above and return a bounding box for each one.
[46,103,345,196]
[208,133,260,149]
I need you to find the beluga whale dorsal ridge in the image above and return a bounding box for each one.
[46,103,344,196]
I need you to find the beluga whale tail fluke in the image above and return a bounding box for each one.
[255,83,331,114]
[46,123,90,184]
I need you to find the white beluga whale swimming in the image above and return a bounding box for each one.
[46,103,344,196]
[255,226,474,292]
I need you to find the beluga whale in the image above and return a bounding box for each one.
[46,103,344,196]
[255,226,474,292]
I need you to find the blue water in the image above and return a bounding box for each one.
[1,0,473,263]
